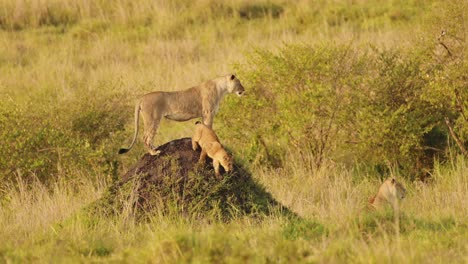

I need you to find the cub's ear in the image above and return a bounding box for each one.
[391,178,396,184]
[230,74,236,80]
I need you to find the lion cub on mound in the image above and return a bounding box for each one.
[192,122,233,178]
[368,178,406,211]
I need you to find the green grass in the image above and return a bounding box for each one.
[0,0,467,262]
[0,156,466,262]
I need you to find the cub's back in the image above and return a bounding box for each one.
[195,123,220,143]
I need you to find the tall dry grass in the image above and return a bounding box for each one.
[0,171,105,241]
[256,149,468,222]
[0,152,466,262]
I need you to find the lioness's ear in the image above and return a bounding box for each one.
[391,178,396,184]
[230,74,235,80]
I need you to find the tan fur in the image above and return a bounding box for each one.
[119,74,245,155]
[191,122,233,178]
[369,178,406,211]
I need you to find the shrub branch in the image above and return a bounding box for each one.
[444,117,467,156]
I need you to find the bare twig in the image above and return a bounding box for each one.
[439,42,453,57]
[422,146,445,152]
[438,30,453,57]
[454,89,467,121]
[444,117,467,156]
[37,147,68,153]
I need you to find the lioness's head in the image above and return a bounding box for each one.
[227,74,245,97]
[220,153,234,173]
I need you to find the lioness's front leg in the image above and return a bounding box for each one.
[201,109,214,128]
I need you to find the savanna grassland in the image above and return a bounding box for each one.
[0,0,467,263]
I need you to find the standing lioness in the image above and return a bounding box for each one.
[192,122,233,178]
[119,74,245,155]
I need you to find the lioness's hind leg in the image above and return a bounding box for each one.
[142,115,162,156]
[144,132,160,156]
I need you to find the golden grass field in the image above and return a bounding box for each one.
[0,0,467,262]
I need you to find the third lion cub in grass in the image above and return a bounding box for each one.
[368,178,406,211]
[192,121,233,178]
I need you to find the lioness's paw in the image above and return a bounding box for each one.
[149,149,161,156]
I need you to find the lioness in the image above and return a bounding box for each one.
[191,121,233,178]
[119,74,245,155]
[369,178,406,211]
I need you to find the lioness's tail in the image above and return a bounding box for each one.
[118,102,141,154]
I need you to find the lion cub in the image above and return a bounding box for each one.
[368,178,406,211]
[191,122,233,178]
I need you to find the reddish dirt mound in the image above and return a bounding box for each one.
[87,138,293,220]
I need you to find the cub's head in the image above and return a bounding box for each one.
[370,178,406,211]
[393,178,406,200]
[226,74,245,97]
[387,178,406,200]
[220,153,234,173]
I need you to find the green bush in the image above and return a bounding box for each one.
[0,103,82,183]
[219,41,465,178]
[219,44,368,168]
[0,91,129,185]
[354,49,438,175]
